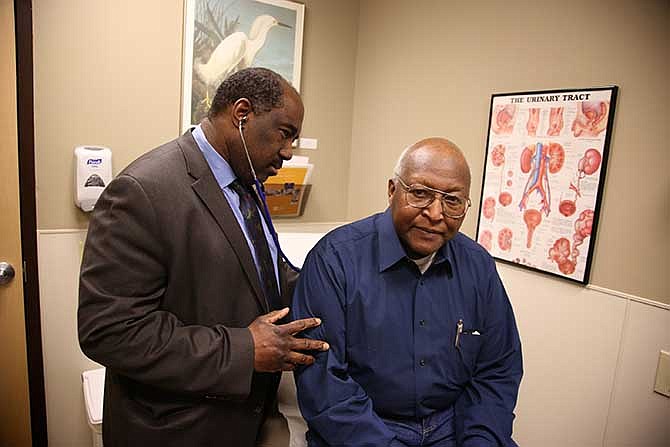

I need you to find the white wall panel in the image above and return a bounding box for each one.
[38,231,101,447]
[499,264,628,447]
[37,231,669,446]
[604,301,670,446]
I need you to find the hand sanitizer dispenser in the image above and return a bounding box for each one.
[74,146,112,212]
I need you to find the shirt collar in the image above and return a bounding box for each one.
[191,124,237,189]
[376,208,453,273]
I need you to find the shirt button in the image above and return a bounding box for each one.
[419,320,426,326]
[419,359,426,367]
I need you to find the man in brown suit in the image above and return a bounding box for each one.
[78,68,328,446]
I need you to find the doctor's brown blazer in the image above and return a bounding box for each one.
[78,130,297,447]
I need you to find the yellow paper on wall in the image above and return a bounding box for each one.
[264,166,310,185]
[263,160,313,217]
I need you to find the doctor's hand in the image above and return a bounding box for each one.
[248,307,329,372]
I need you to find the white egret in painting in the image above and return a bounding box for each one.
[195,14,290,104]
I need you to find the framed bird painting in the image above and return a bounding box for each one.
[181,0,305,130]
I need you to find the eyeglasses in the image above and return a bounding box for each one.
[395,175,471,219]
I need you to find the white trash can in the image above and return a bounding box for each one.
[82,367,105,447]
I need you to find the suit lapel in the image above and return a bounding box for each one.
[176,131,269,313]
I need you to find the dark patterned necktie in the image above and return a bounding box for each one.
[229,180,281,310]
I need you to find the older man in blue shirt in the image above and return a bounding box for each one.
[292,138,523,446]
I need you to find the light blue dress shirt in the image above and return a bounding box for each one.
[191,125,280,291]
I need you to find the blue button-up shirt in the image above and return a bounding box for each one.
[191,125,280,290]
[292,210,523,446]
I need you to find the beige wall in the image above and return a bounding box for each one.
[347,0,669,303]
[34,0,185,229]
[34,0,359,229]
[292,0,359,221]
[32,1,669,446]
[35,0,669,303]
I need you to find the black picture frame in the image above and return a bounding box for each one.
[181,0,305,131]
[475,86,618,284]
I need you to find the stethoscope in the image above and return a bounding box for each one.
[238,117,301,272]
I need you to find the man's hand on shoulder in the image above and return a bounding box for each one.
[248,307,329,372]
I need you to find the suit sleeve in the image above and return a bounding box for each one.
[78,174,254,399]
[292,244,402,447]
[454,265,523,447]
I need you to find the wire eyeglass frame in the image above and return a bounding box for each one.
[394,175,471,219]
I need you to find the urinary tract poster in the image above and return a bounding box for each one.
[476,87,618,284]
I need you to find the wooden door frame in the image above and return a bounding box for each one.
[14,0,47,444]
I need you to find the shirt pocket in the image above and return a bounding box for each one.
[455,331,483,376]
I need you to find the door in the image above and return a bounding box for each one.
[0,0,33,445]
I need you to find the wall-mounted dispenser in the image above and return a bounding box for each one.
[74,146,112,212]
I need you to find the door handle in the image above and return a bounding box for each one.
[0,262,16,285]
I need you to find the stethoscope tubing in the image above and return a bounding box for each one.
[239,120,301,273]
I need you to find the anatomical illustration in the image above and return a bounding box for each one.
[547,143,565,173]
[489,144,514,208]
[519,142,564,216]
[548,237,574,275]
[572,101,609,137]
[483,196,496,220]
[526,108,540,136]
[559,148,602,217]
[490,144,506,167]
[499,191,513,207]
[479,230,493,251]
[548,209,594,275]
[547,107,564,136]
[492,105,517,135]
[479,89,614,282]
[523,209,542,249]
[498,228,513,251]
